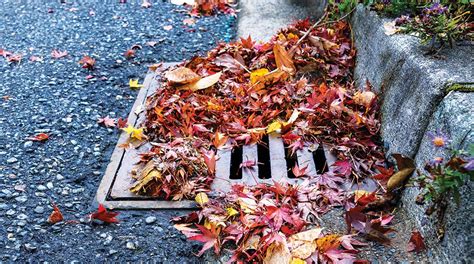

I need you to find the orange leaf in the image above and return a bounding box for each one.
[27,133,49,142]
[273,43,295,75]
[47,204,64,224]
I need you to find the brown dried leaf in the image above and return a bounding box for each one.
[273,43,295,75]
[164,67,201,85]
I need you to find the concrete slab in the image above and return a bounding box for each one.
[237,0,326,41]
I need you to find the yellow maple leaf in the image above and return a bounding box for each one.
[250,68,269,84]
[290,258,306,264]
[129,79,144,89]
[195,192,209,207]
[267,120,284,134]
[122,125,145,140]
[226,207,239,217]
[288,33,299,40]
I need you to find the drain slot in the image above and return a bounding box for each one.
[283,143,299,178]
[257,135,271,179]
[312,145,328,174]
[229,145,243,179]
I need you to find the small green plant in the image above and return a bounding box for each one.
[396,3,472,53]
[413,131,473,239]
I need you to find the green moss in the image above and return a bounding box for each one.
[446,83,474,93]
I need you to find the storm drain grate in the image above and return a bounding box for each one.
[212,136,336,194]
[95,63,337,209]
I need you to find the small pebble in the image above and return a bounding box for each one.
[145,216,157,224]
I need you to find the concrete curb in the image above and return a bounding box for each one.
[351,4,473,261]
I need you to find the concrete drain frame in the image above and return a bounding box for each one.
[95,63,338,210]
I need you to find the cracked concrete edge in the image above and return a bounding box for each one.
[351,4,473,261]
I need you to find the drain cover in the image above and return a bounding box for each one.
[95,63,337,209]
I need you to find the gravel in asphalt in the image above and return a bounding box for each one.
[0,0,235,262]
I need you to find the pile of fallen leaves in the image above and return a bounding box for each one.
[125,17,422,262]
[174,183,367,263]
[131,19,385,200]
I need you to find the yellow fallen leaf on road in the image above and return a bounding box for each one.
[129,79,144,89]
[122,125,145,140]
[195,192,209,206]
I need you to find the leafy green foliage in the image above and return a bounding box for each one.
[396,3,472,51]
[413,134,473,239]
[415,142,473,207]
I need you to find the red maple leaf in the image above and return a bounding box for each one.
[6,54,22,63]
[202,149,216,174]
[332,159,352,177]
[265,205,294,230]
[373,166,394,181]
[97,116,116,128]
[47,203,64,224]
[189,224,220,256]
[27,133,49,142]
[0,49,12,57]
[407,231,426,252]
[90,204,119,223]
[240,35,254,49]
[117,117,128,129]
[79,55,95,70]
[292,164,309,178]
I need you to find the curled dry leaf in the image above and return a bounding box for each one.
[130,161,161,193]
[180,71,222,91]
[165,67,201,85]
[407,230,426,252]
[384,21,399,36]
[273,43,296,75]
[264,240,292,264]
[353,91,376,109]
[288,228,322,259]
[124,49,136,59]
[387,154,415,191]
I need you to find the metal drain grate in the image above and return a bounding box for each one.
[212,136,336,193]
[95,63,337,209]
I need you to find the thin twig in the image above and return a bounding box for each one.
[291,6,357,56]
